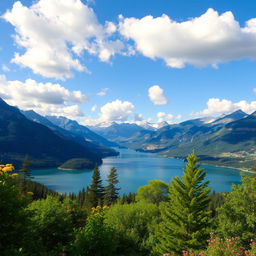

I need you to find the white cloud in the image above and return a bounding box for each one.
[97,88,109,97]
[156,112,182,123]
[193,98,256,116]
[99,99,135,121]
[148,85,168,105]
[91,105,97,112]
[1,65,10,72]
[134,113,143,121]
[0,74,87,119]
[3,0,124,80]
[119,8,256,68]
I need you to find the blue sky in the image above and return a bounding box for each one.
[1,0,256,126]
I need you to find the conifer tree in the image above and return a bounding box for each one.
[20,155,31,194]
[21,155,31,178]
[87,165,104,208]
[104,167,120,205]
[154,153,211,255]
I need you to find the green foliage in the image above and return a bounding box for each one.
[208,191,225,218]
[27,196,73,255]
[72,206,117,256]
[136,179,168,204]
[59,158,96,170]
[154,153,211,255]
[20,155,31,178]
[0,171,31,255]
[86,166,105,207]
[104,167,120,205]
[105,201,160,255]
[63,198,87,229]
[118,192,136,204]
[217,173,256,244]
[20,155,31,194]
[249,164,256,173]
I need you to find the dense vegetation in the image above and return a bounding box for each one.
[59,158,97,170]
[1,153,256,256]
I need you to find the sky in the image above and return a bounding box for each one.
[1,0,256,126]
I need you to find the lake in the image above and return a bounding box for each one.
[31,148,243,194]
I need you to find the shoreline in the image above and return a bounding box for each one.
[200,162,255,174]
[160,154,255,174]
[58,167,81,171]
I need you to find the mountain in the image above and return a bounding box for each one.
[89,122,148,143]
[159,111,256,168]
[110,110,255,168]
[22,110,118,158]
[211,110,247,125]
[0,98,103,168]
[46,116,117,148]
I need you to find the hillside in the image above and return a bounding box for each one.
[95,110,254,169]
[89,122,148,144]
[46,116,117,147]
[23,110,118,158]
[160,111,256,168]
[0,98,102,168]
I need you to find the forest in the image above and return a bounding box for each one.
[1,153,256,256]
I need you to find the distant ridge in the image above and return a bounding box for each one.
[0,98,103,168]
[46,115,117,148]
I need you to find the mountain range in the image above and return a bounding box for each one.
[1,95,256,170]
[0,98,118,169]
[89,110,256,169]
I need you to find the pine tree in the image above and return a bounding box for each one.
[87,166,104,208]
[21,155,31,178]
[104,167,120,205]
[154,153,211,255]
[20,155,31,194]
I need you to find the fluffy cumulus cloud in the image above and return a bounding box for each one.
[3,0,124,79]
[0,74,87,119]
[193,98,256,116]
[119,8,256,68]
[99,99,135,121]
[148,85,168,105]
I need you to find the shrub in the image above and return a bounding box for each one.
[72,206,117,256]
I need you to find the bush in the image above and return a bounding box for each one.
[105,201,160,255]
[27,196,73,255]
[182,236,256,256]
[72,206,117,256]
[0,164,32,255]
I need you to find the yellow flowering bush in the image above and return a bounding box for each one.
[0,164,31,255]
[0,164,17,176]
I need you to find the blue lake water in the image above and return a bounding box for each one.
[31,148,243,194]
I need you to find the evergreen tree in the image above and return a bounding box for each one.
[20,155,31,194]
[154,153,211,255]
[21,155,31,178]
[104,167,120,205]
[87,166,104,208]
